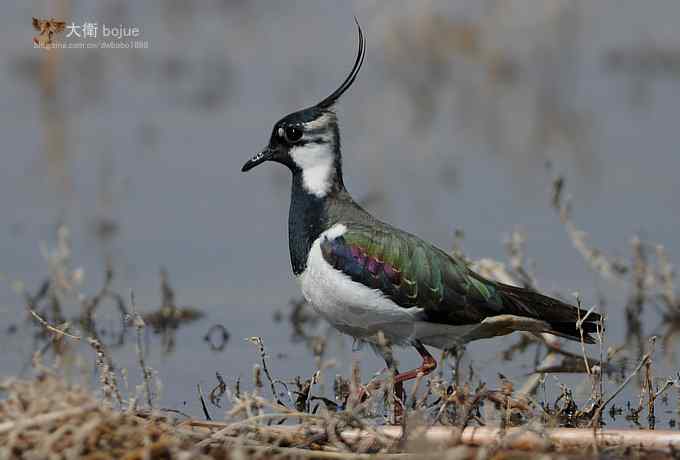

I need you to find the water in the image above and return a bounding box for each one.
[1,1,679,427]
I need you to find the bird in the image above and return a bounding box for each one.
[241,20,600,396]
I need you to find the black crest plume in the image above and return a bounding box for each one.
[316,18,366,109]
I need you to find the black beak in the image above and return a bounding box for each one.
[241,147,273,172]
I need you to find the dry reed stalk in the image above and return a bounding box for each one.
[293,425,680,451]
[0,403,98,435]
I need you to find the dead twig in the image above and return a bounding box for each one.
[29,309,81,341]
[198,383,212,421]
[247,336,288,406]
[129,291,154,409]
[589,352,651,427]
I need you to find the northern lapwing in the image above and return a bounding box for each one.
[242,21,600,397]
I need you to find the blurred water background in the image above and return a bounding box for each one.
[1,1,680,427]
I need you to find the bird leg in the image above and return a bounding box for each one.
[394,341,437,385]
[389,341,437,420]
[363,341,437,419]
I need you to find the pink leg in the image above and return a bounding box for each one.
[392,341,437,419]
[394,342,437,384]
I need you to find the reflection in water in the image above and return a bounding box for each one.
[605,43,680,108]
[142,268,204,353]
[17,227,203,372]
[381,3,599,184]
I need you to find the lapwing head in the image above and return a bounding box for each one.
[242,19,365,198]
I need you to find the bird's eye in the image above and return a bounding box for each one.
[284,126,303,143]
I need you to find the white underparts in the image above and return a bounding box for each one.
[298,224,426,345]
[290,142,334,198]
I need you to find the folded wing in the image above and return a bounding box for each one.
[320,223,600,343]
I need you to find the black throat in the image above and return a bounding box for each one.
[286,121,345,275]
[288,172,329,275]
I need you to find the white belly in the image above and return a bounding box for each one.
[297,225,422,343]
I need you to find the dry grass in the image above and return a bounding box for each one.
[2,367,679,459]
[0,371,205,459]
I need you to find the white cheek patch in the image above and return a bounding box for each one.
[290,143,334,198]
[304,113,333,130]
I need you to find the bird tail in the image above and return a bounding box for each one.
[497,283,601,343]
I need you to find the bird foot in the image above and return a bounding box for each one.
[393,356,437,385]
[390,341,437,422]
[393,344,437,385]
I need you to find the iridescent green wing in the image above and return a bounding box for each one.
[320,223,507,324]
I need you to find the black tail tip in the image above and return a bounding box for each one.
[549,315,602,344]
